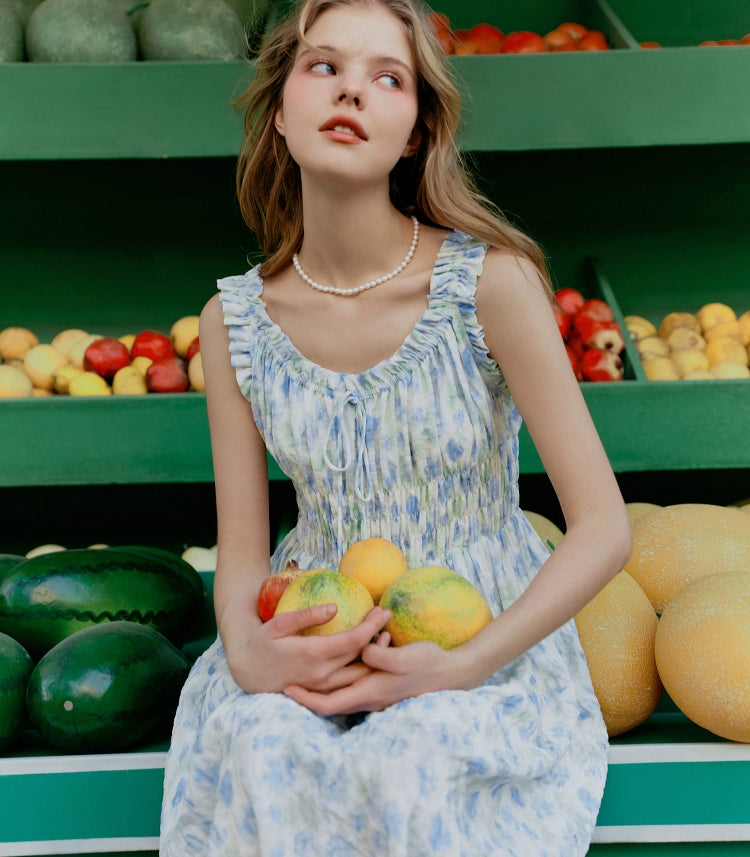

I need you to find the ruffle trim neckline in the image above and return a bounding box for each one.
[219,229,499,395]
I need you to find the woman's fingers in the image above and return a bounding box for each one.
[269,602,337,636]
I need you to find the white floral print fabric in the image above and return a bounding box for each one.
[160,231,608,857]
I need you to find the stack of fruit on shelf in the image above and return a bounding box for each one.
[0,544,208,754]
[429,14,610,55]
[0,0,270,64]
[0,315,204,397]
[640,33,750,49]
[552,287,626,382]
[625,301,750,380]
[569,499,750,741]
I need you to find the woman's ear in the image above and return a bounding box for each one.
[274,105,285,137]
[402,126,421,158]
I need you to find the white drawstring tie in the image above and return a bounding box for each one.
[324,391,373,503]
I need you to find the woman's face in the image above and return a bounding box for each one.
[275,2,420,191]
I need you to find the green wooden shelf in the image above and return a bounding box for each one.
[2,36,750,159]
[1,369,747,486]
[2,706,748,855]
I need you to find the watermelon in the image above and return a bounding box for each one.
[0,553,24,583]
[0,546,206,658]
[0,631,34,753]
[27,621,190,753]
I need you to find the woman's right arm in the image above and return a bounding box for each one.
[200,294,390,695]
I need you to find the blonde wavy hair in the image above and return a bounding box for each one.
[234,0,550,292]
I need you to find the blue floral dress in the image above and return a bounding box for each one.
[160,231,608,857]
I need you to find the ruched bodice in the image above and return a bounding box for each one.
[160,230,609,857]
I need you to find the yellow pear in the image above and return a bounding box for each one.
[112,365,148,395]
[68,371,112,396]
[23,344,68,391]
[0,327,39,360]
[170,315,200,358]
[0,364,34,398]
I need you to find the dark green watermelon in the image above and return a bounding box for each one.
[0,546,205,658]
[0,554,25,584]
[27,621,190,753]
[0,631,34,752]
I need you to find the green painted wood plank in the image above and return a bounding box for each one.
[0,768,163,841]
[597,761,750,827]
[2,47,750,160]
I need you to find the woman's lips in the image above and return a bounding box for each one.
[319,116,367,141]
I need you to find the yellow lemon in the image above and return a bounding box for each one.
[338,537,408,603]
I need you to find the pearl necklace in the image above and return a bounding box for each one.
[292,216,420,296]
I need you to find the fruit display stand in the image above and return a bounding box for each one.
[2,0,750,853]
[1,577,749,857]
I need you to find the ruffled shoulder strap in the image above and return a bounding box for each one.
[431,230,500,378]
[216,265,265,378]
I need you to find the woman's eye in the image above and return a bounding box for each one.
[310,60,335,74]
[377,72,401,89]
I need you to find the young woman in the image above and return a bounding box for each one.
[160,0,631,854]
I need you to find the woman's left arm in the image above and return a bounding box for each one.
[448,249,632,681]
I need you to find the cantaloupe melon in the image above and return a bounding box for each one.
[654,570,750,743]
[575,571,661,737]
[522,510,564,550]
[624,503,750,613]
[625,501,661,523]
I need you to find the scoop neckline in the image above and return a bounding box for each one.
[252,229,464,391]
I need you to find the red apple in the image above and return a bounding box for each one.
[83,337,130,380]
[554,287,585,315]
[186,336,200,362]
[131,329,174,362]
[145,356,189,393]
[578,30,609,51]
[501,31,548,54]
[257,561,303,621]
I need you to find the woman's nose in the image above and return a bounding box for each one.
[337,79,362,106]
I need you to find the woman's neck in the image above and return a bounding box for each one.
[295,190,415,294]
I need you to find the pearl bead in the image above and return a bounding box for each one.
[293,217,420,297]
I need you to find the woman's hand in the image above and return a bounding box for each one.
[283,635,472,716]
[223,603,393,696]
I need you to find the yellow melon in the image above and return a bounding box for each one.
[655,570,750,742]
[624,503,750,613]
[379,565,493,649]
[274,569,374,636]
[625,501,661,523]
[575,571,662,737]
[522,510,564,550]
[338,536,407,603]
